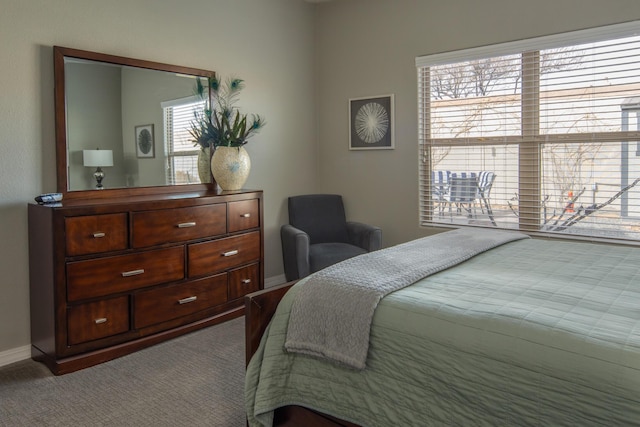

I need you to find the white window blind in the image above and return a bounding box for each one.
[162,96,205,185]
[417,21,640,242]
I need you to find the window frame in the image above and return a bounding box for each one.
[416,20,640,243]
[162,95,205,185]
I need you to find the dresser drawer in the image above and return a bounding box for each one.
[188,231,260,278]
[228,199,259,233]
[65,213,128,256]
[67,296,129,345]
[228,263,260,300]
[131,204,227,248]
[134,274,228,329]
[67,246,185,301]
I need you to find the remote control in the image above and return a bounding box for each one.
[35,193,63,204]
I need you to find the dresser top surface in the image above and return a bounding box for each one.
[31,189,263,211]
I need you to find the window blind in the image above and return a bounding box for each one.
[417,21,640,242]
[163,96,205,185]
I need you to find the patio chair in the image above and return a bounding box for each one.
[444,176,478,220]
[431,170,450,216]
[476,171,496,215]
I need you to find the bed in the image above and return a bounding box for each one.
[245,230,640,426]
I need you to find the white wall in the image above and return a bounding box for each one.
[315,0,640,247]
[0,0,317,357]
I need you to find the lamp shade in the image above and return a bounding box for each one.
[83,149,114,167]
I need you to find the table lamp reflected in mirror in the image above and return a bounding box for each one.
[83,149,114,189]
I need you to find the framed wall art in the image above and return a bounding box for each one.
[135,124,155,158]
[349,94,394,150]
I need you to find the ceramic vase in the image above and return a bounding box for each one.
[197,147,211,183]
[211,146,251,191]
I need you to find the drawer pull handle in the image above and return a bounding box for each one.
[242,279,252,284]
[95,318,107,324]
[122,269,145,277]
[178,296,197,305]
[178,222,196,228]
[93,232,106,238]
[223,250,239,257]
[240,213,251,218]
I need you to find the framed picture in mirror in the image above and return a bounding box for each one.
[135,124,155,158]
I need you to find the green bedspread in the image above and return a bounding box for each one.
[245,238,640,426]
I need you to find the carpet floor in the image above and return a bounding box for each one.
[0,317,246,427]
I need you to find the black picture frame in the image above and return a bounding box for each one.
[349,94,395,150]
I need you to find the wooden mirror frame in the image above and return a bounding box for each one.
[54,46,216,200]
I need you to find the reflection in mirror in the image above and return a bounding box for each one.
[54,46,215,198]
[65,57,207,191]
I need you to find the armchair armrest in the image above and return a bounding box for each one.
[346,221,382,252]
[281,224,311,281]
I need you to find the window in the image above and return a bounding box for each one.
[162,96,206,185]
[417,21,640,242]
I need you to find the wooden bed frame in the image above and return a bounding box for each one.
[245,282,360,427]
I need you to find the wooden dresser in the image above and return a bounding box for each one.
[28,189,263,375]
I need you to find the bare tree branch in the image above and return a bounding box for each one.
[547,177,640,232]
[543,188,586,228]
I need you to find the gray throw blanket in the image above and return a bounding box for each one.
[284,228,529,370]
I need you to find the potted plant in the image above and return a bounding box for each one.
[189,76,265,190]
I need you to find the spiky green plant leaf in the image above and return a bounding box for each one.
[189,75,265,148]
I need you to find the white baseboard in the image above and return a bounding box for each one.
[265,274,287,288]
[0,274,288,369]
[0,345,31,368]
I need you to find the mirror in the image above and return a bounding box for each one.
[54,46,215,199]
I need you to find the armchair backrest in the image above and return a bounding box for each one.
[477,171,496,196]
[431,170,450,200]
[447,177,478,203]
[288,194,349,244]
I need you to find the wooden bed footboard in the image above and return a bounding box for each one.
[244,282,361,427]
[245,281,295,365]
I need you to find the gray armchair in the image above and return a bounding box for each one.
[281,194,382,281]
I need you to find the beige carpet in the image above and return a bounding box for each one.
[0,317,246,427]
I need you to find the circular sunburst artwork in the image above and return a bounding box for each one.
[135,124,155,158]
[354,102,389,144]
[349,95,394,150]
[138,129,153,154]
